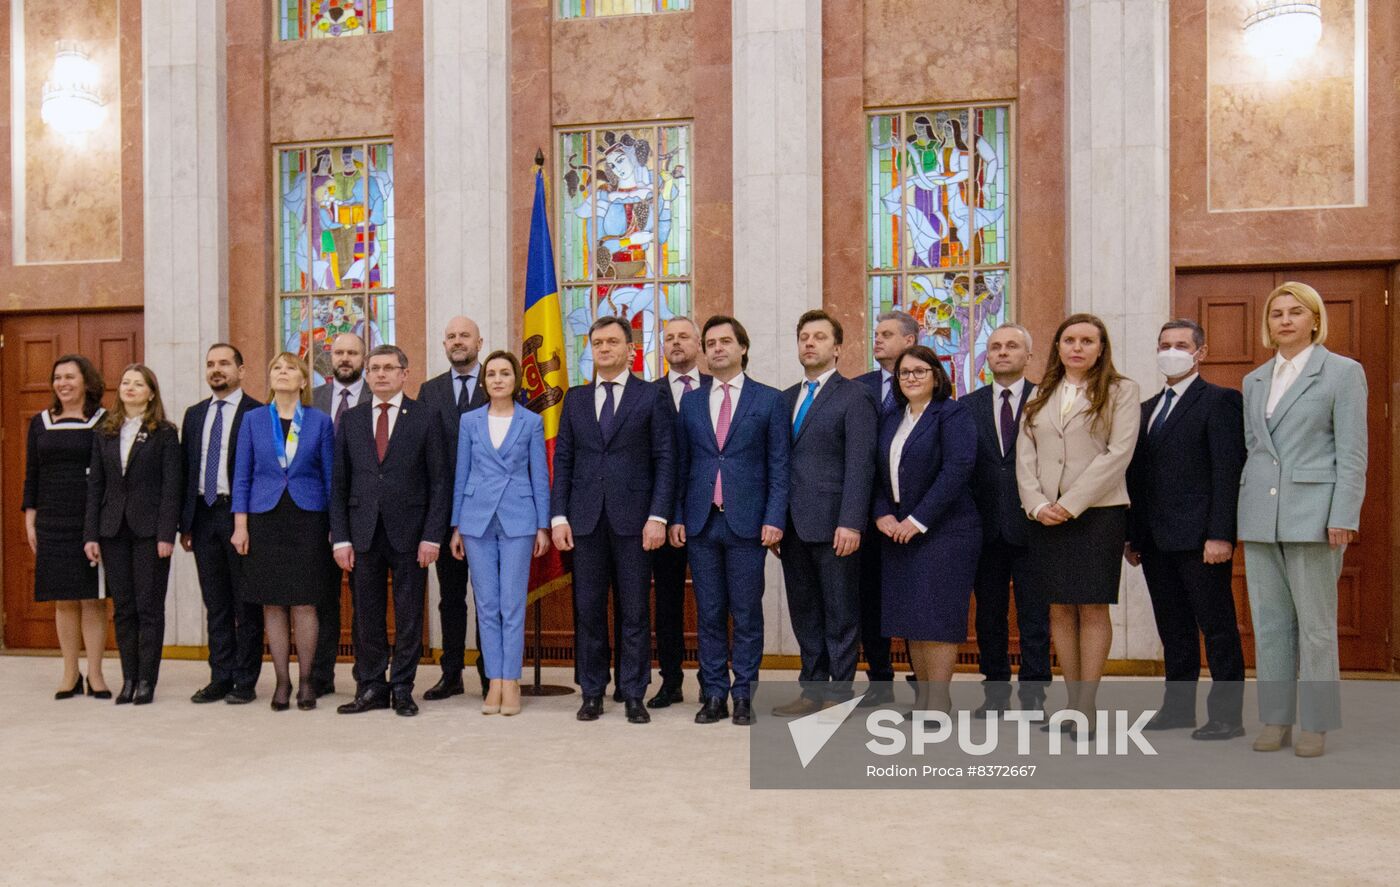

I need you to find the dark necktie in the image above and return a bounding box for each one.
[882,376,895,413]
[598,381,617,439]
[335,388,351,431]
[375,403,391,462]
[999,389,1016,457]
[204,400,225,505]
[456,374,473,412]
[1149,388,1175,437]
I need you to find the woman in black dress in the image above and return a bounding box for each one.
[25,355,110,699]
[231,352,334,712]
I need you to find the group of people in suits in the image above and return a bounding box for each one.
[28,281,1364,756]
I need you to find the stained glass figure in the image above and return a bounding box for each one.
[557,0,690,19]
[279,0,393,41]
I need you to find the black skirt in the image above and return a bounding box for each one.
[242,492,331,607]
[1025,505,1127,605]
[35,527,101,601]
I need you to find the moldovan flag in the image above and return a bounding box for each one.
[521,166,570,601]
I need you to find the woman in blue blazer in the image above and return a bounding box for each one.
[449,351,552,716]
[1239,282,1367,758]
[231,352,335,712]
[873,346,981,713]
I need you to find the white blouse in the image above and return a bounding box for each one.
[488,413,512,448]
[119,417,142,474]
[888,406,922,505]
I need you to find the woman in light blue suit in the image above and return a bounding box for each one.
[231,352,335,712]
[448,351,552,716]
[1239,282,1367,758]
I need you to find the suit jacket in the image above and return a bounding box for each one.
[1126,376,1245,551]
[963,381,1034,547]
[674,376,790,539]
[654,372,712,417]
[452,407,552,538]
[418,368,489,467]
[551,375,676,536]
[1237,346,1367,543]
[873,398,980,533]
[782,373,878,543]
[84,421,183,543]
[330,395,449,553]
[856,368,894,416]
[1016,378,1140,518]
[312,380,371,421]
[179,392,262,533]
[231,406,335,515]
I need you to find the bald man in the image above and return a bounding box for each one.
[417,316,490,700]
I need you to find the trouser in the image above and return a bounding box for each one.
[652,541,690,689]
[102,522,171,685]
[572,523,653,699]
[858,519,894,682]
[191,499,263,689]
[780,530,861,698]
[972,535,1050,706]
[349,521,427,693]
[688,508,767,701]
[435,528,489,687]
[462,517,533,680]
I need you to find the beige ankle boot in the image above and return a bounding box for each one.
[1294,730,1325,757]
[1252,724,1291,752]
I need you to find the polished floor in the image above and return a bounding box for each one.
[1,655,1396,886]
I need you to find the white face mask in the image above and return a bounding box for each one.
[1155,347,1197,379]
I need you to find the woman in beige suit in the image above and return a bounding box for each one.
[1016,314,1140,731]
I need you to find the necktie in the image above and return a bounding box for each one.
[713,383,733,508]
[456,374,473,412]
[1149,388,1175,437]
[999,389,1016,457]
[598,381,617,439]
[882,377,895,413]
[375,403,391,462]
[335,388,351,431]
[681,374,695,393]
[204,400,225,505]
[793,380,819,436]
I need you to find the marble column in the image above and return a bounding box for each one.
[1067,0,1170,661]
[422,0,509,650]
[732,0,823,656]
[142,0,228,647]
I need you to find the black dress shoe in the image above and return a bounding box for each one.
[337,689,391,714]
[612,688,625,703]
[576,695,604,721]
[695,696,729,724]
[1143,710,1196,731]
[731,698,753,726]
[624,697,651,724]
[647,685,684,709]
[225,685,257,705]
[55,674,84,700]
[391,690,419,717]
[132,681,156,706]
[423,674,465,701]
[1191,720,1246,741]
[312,679,336,699]
[114,681,136,705]
[85,677,112,700]
[190,681,231,704]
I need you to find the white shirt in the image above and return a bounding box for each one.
[668,368,701,410]
[709,373,746,431]
[487,413,512,448]
[594,370,630,420]
[119,417,142,474]
[1266,345,1315,419]
[1147,373,1197,430]
[887,406,928,534]
[371,391,405,438]
[791,368,838,425]
[452,366,479,406]
[991,377,1028,456]
[197,388,244,497]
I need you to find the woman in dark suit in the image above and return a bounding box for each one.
[873,345,980,713]
[83,364,183,706]
[231,352,335,712]
[25,355,110,699]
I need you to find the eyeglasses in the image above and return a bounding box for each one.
[897,367,933,380]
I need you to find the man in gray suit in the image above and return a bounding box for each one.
[773,309,878,716]
[309,332,369,696]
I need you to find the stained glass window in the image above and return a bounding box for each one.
[557,122,692,385]
[867,105,1012,396]
[276,140,395,387]
[278,0,393,40]
[557,0,689,19]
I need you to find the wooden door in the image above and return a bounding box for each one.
[1175,267,1390,671]
[1,312,143,649]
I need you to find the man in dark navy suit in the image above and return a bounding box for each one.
[855,310,917,698]
[671,315,789,726]
[331,345,449,717]
[416,316,490,701]
[180,343,264,705]
[551,316,676,724]
[1126,319,1247,740]
[963,323,1049,716]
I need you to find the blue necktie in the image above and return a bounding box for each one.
[793,380,820,436]
[1149,388,1175,437]
[598,381,617,439]
[204,400,225,506]
[881,377,895,413]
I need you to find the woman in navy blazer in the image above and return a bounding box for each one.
[231,352,334,711]
[448,351,552,716]
[873,346,981,712]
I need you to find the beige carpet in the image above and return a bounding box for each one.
[1,656,1396,886]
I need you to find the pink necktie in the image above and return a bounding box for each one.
[713,383,732,508]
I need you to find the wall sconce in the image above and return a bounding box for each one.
[1243,1,1322,75]
[40,42,106,136]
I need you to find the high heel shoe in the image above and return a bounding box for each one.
[271,684,292,712]
[500,680,521,717]
[296,685,317,711]
[482,680,502,715]
[86,677,112,700]
[55,674,83,700]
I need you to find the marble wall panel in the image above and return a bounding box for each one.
[863,0,1018,108]
[269,29,395,144]
[551,10,694,125]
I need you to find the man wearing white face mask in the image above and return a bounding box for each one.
[1125,320,1247,741]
